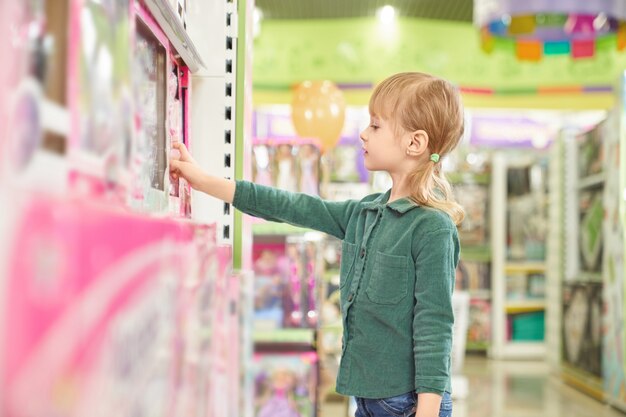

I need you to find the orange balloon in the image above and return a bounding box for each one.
[291,80,346,153]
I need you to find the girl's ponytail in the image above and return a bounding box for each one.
[408,162,465,225]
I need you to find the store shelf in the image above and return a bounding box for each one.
[143,0,205,72]
[252,222,311,236]
[253,328,315,344]
[469,289,491,300]
[505,300,545,314]
[466,341,489,351]
[490,154,548,360]
[574,271,603,282]
[561,363,604,401]
[504,262,546,274]
[448,172,490,185]
[319,323,342,332]
[460,245,491,262]
[577,173,606,190]
[497,342,546,359]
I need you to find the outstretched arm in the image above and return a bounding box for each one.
[170,143,357,239]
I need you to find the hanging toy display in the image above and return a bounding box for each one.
[474,0,626,61]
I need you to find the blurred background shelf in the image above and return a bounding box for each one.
[253,328,317,352]
[252,221,312,236]
[505,300,546,314]
[505,262,546,274]
[577,173,606,190]
[448,172,491,185]
[460,245,492,262]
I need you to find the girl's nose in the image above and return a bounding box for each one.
[359,129,367,142]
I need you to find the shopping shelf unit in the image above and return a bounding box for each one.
[490,153,549,360]
[451,171,493,352]
[557,117,609,400]
[250,222,324,417]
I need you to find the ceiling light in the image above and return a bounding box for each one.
[376,5,396,25]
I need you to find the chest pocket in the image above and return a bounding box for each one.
[339,241,357,289]
[366,251,409,304]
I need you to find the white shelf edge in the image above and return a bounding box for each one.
[504,262,546,273]
[144,0,205,72]
[571,271,603,282]
[500,342,546,359]
[505,301,546,314]
[505,300,546,308]
[468,290,491,300]
[577,172,606,190]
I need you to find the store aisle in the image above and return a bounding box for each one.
[455,356,624,417]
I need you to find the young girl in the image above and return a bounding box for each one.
[170,72,464,417]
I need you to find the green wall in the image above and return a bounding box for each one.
[253,17,626,90]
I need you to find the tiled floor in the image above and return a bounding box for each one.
[455,356,623,417]
[319,355,626,417]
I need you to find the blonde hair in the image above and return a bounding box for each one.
[369,72,465,225]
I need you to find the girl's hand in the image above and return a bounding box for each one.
[415,393,442,417]
[169,142,206,190]
[169,142,237,203]
[171,141,196,164]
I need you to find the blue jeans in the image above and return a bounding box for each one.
[355,391,452,417]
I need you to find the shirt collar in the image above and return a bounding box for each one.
[387,197,419,214]
[363,189,419,214]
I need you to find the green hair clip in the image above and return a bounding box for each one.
[430,153,440,163]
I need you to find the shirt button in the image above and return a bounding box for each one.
[348,293,354,302]
[360,248,366,258]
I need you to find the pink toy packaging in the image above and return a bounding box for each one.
[0,194,218,417]
[1,2,237,417]
[253,352,318,417]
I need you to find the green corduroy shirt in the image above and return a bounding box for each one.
[233,180,459,398]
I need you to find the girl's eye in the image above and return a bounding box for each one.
[370,125,379,130]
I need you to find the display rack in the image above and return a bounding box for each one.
[451,169,493,352]
[144,0,204,71]
[490,153,548,360]
[555,100,626,408]
[559,120,606,398]
[187,0,241,247]
[250,230,323,417]
[602,72,626,412]
[1,1,252,416]
[546,134,564,372]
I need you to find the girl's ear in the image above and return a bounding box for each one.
[406,130,429,157]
